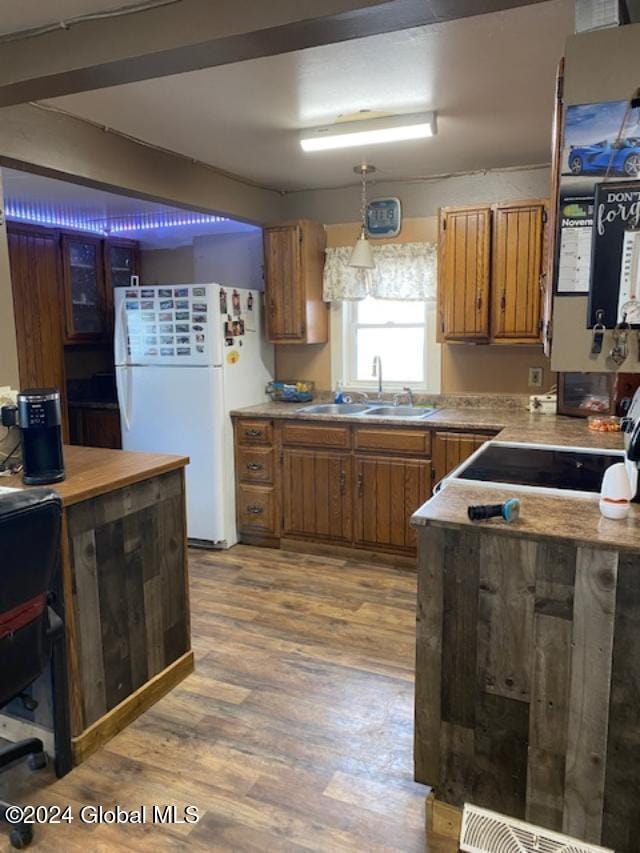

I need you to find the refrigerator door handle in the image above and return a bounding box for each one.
[116,366,132,432]
[114,293,129,366]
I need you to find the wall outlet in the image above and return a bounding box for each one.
[528,367,543,388]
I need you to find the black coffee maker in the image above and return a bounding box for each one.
[2,389,66,485]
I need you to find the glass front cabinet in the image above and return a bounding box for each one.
[62,236,139,344]
[62,235,107,343]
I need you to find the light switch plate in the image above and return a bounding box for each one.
[529,367,543,388]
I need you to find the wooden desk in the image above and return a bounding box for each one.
[2,446,193,765]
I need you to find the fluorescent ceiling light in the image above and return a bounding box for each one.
[300,112,436,152]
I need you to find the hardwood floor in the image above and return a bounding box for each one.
[3,545,454,852]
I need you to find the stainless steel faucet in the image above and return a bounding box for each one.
[393,386,415,407]
[372,355,383,397]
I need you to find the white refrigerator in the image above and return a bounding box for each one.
[114,283,274,547]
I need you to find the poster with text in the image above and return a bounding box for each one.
[556,100,640,298]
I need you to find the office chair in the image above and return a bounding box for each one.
[0,488,70,849]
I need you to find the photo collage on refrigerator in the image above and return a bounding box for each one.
[125,286,208,359]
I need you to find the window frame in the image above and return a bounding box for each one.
[332,298,441,394]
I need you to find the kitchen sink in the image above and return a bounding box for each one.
[298,403,372,415]
[364,406,436,419]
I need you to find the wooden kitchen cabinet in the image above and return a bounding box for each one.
[491,200,547,343]
[432,430,497,486]
[233,417,444,557]
[438,200,548,345]
[439,205,491,342]
[105,239,139,290]
[103,238,140,335]
[7,223,69,439]
[354,455,431,551]
[263,220,328,344]
[69,406,122,449]
[282,448,352,542]
[62,234,108,343]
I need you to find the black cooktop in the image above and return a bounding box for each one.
[457,444,624,494]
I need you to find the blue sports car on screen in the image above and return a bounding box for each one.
[568,138,640,177]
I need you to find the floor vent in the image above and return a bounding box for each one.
[460,805,613,853]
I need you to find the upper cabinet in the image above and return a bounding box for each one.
[263,219,328,344]
[439,205,491,342]
[439,199,548,345]
[103,238,139,337]
[62,235,107,343]
[105,240,139,290]
[7,223,69,439]
[490,201,547,344]
[61,234,139,345]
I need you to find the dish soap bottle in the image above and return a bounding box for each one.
[334,382,345,404]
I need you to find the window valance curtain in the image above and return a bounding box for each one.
[323,241,437,302]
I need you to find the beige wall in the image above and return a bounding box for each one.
[283,165,552,224]
[140,246,196,284]
[551,23,640,372]
[442,346,553,394]
[276,164,555,394]
[0,170,19,388]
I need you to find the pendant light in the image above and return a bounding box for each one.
[349,164,376,269]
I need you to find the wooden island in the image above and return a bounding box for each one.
[1,445,193,766]
[412,476,640,852]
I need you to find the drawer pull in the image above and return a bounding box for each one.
[245,429,263,438]
[247,504,264,514]
[246,462,263,471]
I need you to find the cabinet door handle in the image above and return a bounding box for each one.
[500,290,506,312]
[339,470,346,495]
[476,294,482,312]
[247,504,264,514]
[245,429,262,438]
[357,472,364,497]
[246,462,263,471]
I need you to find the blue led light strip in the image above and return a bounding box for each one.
[4,200,229,235]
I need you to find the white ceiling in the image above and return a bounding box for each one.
[43,0,574,192]
[0,0,157,36]
[1,167,259,248]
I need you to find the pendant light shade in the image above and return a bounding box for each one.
[349,227,375,268]
[349,164,376,270]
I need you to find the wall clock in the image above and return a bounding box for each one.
[366,197,402,238]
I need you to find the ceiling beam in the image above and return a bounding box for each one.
[0,104,285,225]
[0,0,550,107]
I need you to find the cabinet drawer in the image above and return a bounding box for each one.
[237,419,273,445]
[354,427,431,455]
[237,447,274,484]
[282,422,351,449]
[237,485,276,534]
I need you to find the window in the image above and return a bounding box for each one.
[336,296,440,392]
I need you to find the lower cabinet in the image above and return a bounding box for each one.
[432,430,496,485]
[354,455,432,551]
[237,484,277,535]
[282,448,352,542]
[233,417,496,557]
